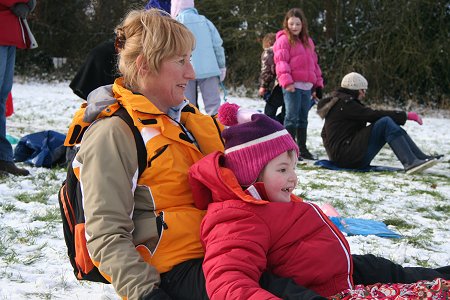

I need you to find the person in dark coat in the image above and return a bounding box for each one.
[317,72,440,174]
[69,0,171,100]
[69,40,118,100]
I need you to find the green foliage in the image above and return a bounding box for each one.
[198,0,450,107]
[15,0,450,107]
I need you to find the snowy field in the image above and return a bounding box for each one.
[0,80,449,299]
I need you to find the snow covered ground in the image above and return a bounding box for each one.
[0,80,449,299]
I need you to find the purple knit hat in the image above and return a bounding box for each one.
[218,103,299,186]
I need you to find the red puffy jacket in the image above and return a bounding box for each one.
[0,0,30,49]
[189,151,353,299]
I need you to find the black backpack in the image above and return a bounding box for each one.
[58,107,146,283]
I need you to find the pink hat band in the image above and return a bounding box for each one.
[224,131,298,186]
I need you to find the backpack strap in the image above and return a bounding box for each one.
[113,107,147,177]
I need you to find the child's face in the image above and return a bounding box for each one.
[287,17,302,36]
[258,151,297,203]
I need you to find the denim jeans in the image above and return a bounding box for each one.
[360,116,405,167]
[0,46,16,162]
[282,88,311,129]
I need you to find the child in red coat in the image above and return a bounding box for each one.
[189,102,449,300]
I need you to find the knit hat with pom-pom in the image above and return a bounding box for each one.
[218,102,299,186]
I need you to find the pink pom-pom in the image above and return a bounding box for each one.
[218,102,240,126]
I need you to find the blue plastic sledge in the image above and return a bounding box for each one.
[329,216,401,239]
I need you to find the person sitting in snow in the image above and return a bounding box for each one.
[189,102,450,299]
[317,72,442,174]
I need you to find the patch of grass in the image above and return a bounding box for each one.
[331,200,346,212]
[407,189,445,201]
[33,207,60,222]
[17,228,42,245]
[0,203,17,213]
[308,182,329,190]
[3,250,19,265]
[383,218,416,230]
[435,205,450,214]
[406,228,434,248]
[412,256,433,268]
[297,164,317,171]
[416,206,430,213]
[296,191,309,200]
[23,250,45,266]
[15,191,50,204]
[24,292,53,300]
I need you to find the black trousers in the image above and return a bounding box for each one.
[160,255,450,300]
[264,84,285,124]
[352,254,449,284]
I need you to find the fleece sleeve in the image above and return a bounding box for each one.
[342,100,407,125]
[207,19,226,69]
[77,117,160,300]
[200,207,281,300]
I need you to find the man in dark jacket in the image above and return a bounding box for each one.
[317,72,440,174]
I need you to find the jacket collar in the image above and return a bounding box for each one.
[112,77,189,120]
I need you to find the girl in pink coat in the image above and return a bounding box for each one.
[273,8,323,161]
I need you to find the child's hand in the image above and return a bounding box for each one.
[258,87,266,97]
[285,84,295,93]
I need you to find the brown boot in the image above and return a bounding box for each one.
[0,160,30,176]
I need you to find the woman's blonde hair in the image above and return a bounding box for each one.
[114,9,195,89]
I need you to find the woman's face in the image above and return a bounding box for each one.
[140,51,195,113]
[258,151,298,203]
[287,17,302,36]
[358,89,366,100]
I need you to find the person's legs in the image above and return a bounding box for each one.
[264,101,279,120]
[296,89,315,160]
[160,258,208,300]
[265,85,284,123]
[198,77,221,116]
[360,116,406,167]
[402,133,441,160]
[260,272,326,300]
[0,46,29,176]
[184,80,198,108]
[352,254,450,285]
[283,88,301,139]
[0,46,16,162]
[160,258,327,300]
[297,89,311,130]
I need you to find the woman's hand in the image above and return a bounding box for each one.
[407,112,423,125]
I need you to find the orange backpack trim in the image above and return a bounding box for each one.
[58,106,147,284]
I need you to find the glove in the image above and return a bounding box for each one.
[27,0,36,12]
[219,67,226,82]
[10,3,30,19]
[141,288,172,300]
[314,87,323,99]
[407,112,423,125]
